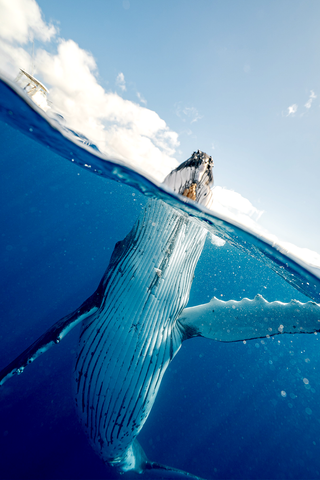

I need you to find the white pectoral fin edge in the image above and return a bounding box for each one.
[0,288,102,386]
[178,294,320,342]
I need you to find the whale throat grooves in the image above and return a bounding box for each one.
[74,198,207,467]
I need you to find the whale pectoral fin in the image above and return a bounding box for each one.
[178,295,320,343]
[0,289,101,386]
[144,461,206,479]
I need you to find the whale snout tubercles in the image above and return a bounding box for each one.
[163,150,214,207]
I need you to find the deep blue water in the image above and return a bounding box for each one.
[1,78,320,480]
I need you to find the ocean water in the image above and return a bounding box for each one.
[1,76,320,480]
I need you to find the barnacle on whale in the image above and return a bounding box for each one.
[182,182,197,200]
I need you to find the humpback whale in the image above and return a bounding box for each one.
[1,148,320,479]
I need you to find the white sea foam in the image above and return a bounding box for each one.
[206,187,320,279]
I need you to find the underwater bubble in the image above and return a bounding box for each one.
[281,390,287,397]
[303,378,309,384]
[305,407,312,415]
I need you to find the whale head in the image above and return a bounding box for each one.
[163,150,214,207]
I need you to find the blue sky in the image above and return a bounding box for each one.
[0,0,319,251]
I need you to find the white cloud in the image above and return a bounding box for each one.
[208,186,264,225]
[287,104,297,116]
[0,1,179,182]
[305,90,317,109]
[175,103,202,124]
[0,0,56,44]
[184,107,202,124]
[116,72,126,91]
[285,91,317,118]
[137,91,147,105]
[0,38,32,77]
[35,40,179,180]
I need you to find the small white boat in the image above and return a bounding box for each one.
[15,68,49,112]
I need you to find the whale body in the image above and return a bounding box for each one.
[1,148,320,479]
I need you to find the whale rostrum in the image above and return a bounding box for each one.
[1,150,320,479]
